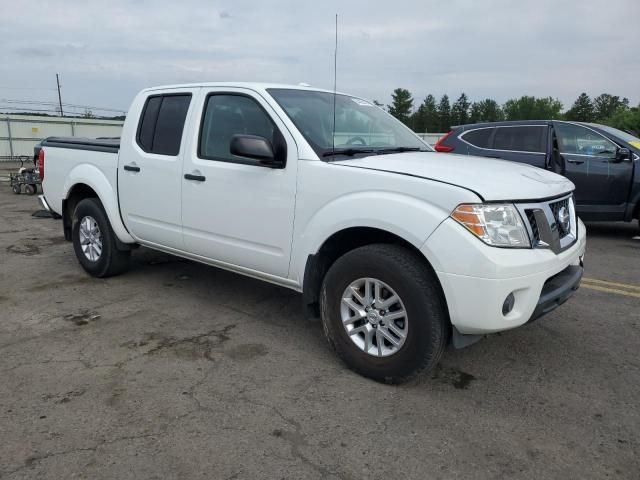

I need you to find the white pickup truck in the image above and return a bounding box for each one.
[39,82,586,383]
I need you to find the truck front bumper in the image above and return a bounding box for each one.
[528,264,583,323]
[421,217,587,335]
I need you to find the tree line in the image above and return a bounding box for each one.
[381,89,640,134]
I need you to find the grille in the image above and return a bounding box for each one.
[518,195,576,253]
[549,198,571,238]
[525,210,540,244]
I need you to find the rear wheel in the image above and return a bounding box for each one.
[72,198,130,277]
[25,184,36,195]
[12,184,21,194]
[320,244,448,384]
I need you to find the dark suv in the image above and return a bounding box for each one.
[435,121,640,223]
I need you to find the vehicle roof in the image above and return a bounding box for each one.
[142,82,350,96]
[453,120,607,130]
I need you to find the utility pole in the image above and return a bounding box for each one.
[56,73,64,117]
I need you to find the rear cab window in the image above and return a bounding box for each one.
[136,93,192,156]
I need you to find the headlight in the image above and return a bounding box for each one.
[451,204,530,248]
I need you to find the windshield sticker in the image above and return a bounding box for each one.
[351,98,373,107]
[629,141,640,150]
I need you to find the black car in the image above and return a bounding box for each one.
[435,120,640,224]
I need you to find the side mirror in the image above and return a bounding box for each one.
[615,147,631,162]
[230,134,284,168]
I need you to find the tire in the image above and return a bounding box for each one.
[320,244,448,384]
[25,184,36,195]
[12,184,21,194]
[72,198,131,278]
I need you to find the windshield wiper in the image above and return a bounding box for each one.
[323,146,429,159]
[375,147,427,154]
[322,148,377,157]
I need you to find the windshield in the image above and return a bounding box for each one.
[267,88,430,158]
[588,123,640,146]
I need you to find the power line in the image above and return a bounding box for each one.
[0,85,58,91]
[0,106,74,113]
[0,98,126,114]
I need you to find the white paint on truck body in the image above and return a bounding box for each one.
[42,82,586,335]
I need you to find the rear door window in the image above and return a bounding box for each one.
[137,97,162,152]
[493,126,547,153]
[461,128,493,149]
[137,94,192,155]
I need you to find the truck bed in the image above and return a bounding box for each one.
[40,136,121,221]
[41,137,120,153]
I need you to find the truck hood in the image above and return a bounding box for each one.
[333,152,574,201]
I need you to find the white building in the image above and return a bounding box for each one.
[1,114,124,161]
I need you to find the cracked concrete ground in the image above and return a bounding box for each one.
[0,166,639,479]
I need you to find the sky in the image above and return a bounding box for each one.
[0,0,638,115]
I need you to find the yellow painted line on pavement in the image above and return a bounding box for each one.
[582,277,640,292]
[581,283,640,299]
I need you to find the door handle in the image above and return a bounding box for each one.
[184,173,206,182]
[566,159,585,165]
[124,164,141,172]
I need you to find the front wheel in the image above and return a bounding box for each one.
[320,244,448,384]
[72,198,131,278]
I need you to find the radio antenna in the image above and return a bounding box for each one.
[332,13,338,157]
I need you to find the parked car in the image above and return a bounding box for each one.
[435,121,640,224]
[38,83,586,383]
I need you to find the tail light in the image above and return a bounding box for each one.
[434,131,455,153]
[38,149,45,181]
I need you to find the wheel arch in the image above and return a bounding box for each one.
[301,226,449,326]
[62,164,135,246]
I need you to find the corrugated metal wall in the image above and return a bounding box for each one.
[1,115,123,161]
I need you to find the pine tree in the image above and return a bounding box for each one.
[451,93,471,126]
[422,95,439,133]
[411,106,426,133]
[411,95,439,133]
[469,102,482,123]
[387,88,414,125]
[437,95,451,132]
